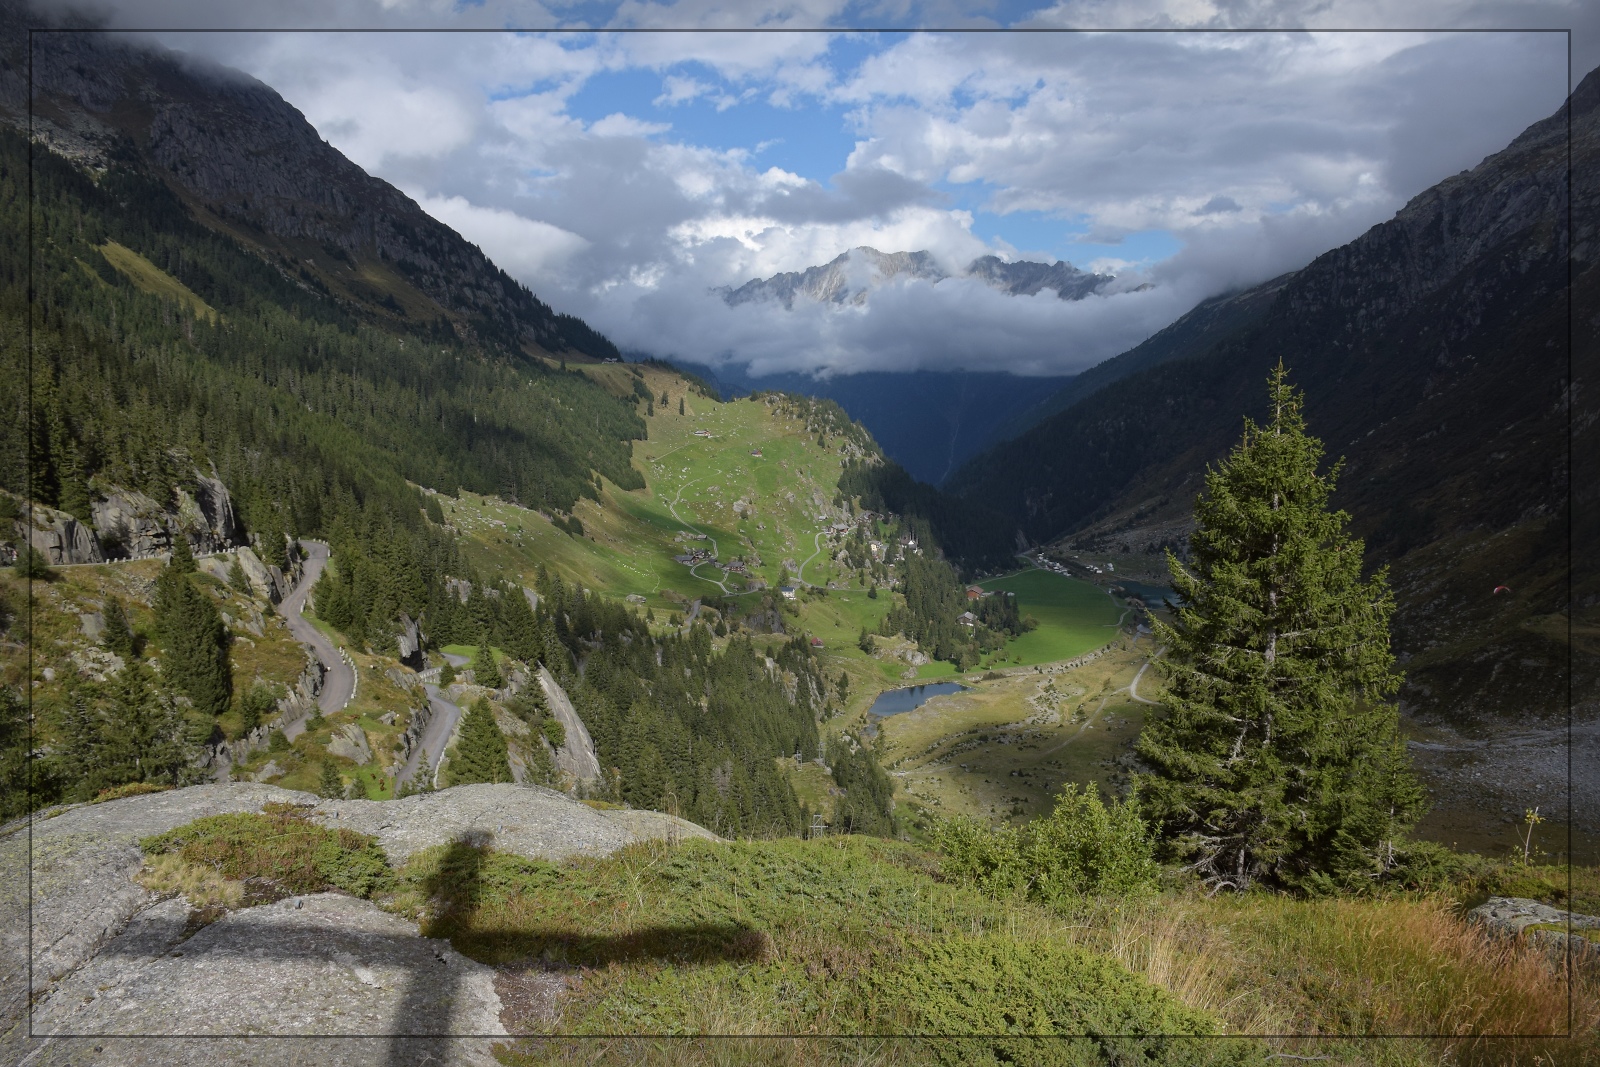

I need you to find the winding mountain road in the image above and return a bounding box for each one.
[392,653,469,791]
[278,540,355,740]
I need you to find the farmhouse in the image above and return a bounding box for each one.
[780,586,798,600]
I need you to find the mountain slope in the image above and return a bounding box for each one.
[951,65,1594,729]
[693,363,1072,485]
[996,270,1296,439]
[1,16,614,361]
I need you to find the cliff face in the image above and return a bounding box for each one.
[953,65,1597,729]
[0,8,616,361]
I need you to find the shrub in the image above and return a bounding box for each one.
[14,545,52,579]
[867,935,1259,1066]
[268,728,290,752]
[140,807,391,898]
[934,785,1157,903]
[93,781,172,804]
[540,715,566,750]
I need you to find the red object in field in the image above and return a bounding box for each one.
[1493,585,1511,595]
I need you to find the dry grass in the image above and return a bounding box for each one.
[135,852,245,910]
[1049,891,1599,1066]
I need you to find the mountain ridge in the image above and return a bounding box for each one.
[950,62,1597,734]
[0,13,618,361]
[719,244,1113,309]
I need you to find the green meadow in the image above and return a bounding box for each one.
[981,568,1124,666]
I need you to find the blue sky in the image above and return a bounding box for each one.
[114,4,1583,377]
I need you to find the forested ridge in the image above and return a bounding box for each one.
[0,127,646,540]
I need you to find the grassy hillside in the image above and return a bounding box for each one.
[135,806,1596,1063]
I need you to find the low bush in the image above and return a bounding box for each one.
[932,784,1157,903]
[140,804,391,898]
[93,781,172,804]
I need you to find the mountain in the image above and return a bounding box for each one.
[688,363,1072,485]
[719,245,1113,308]
[951,65,1597,734]
[2,17,616,361]
[1004,270,1297,437]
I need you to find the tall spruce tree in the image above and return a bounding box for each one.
[1134,365,1424,891]
[153,562,232,717]
[447,698,511,785]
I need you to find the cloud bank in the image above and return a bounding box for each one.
[48,0,1587,379]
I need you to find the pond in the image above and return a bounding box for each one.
[1115,580,1176,608]
[867,681,969,718]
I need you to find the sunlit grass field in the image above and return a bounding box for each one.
[980,568,1124,666]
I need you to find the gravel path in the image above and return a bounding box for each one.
[279,540,355,724]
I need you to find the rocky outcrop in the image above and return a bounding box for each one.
[537,666,601,784]
[396,611,424,669]
[81,473,248,562]
[1468,896,1600,964]
[327,723,373,765]
[13,501,104,565]
[2,782,719,1065]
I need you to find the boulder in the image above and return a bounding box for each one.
[1468,896,1600,965]
[328,723,373,765]
[232,545,284,602]
[2,782,722,1066]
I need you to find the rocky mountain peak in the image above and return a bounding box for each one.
[720,245,1113,309]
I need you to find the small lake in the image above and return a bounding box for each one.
[867,682,968,717]
[1115,581,1176,608]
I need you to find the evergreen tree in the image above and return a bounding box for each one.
[475,637,502,690]
[1134,365,1424,891]
[14,545,52,579]
[447,697,511,785]
[228,555,252,596]
[169,534,196,573]
[153,562,232,717]
[318,760,344,799]
[0,686,31,821]
[101,595,135,659]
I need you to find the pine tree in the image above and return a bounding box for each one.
[447,698,511,785]
[475,636,502,690]
[169,534,196,573]
[153,562,232,717]
[318,760,344,799]
[1134,365,1424,891]
[102,596,134,659]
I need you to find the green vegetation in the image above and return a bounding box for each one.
[46,660,202,802]
[153,558,232,717]
[979,568,1122,665]
[399,834,1249,1061]
[447,698,513,785]
[932,784,1158,901]
[1137,367,1424,891]
[881,553,1025,670]
[140,804,390,898]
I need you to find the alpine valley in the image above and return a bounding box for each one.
[0,8,1595,1066]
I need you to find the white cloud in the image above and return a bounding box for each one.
[413,195,591,280]
[46,0,1588,382]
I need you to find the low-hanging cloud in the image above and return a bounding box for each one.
[38,0,1586,382]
